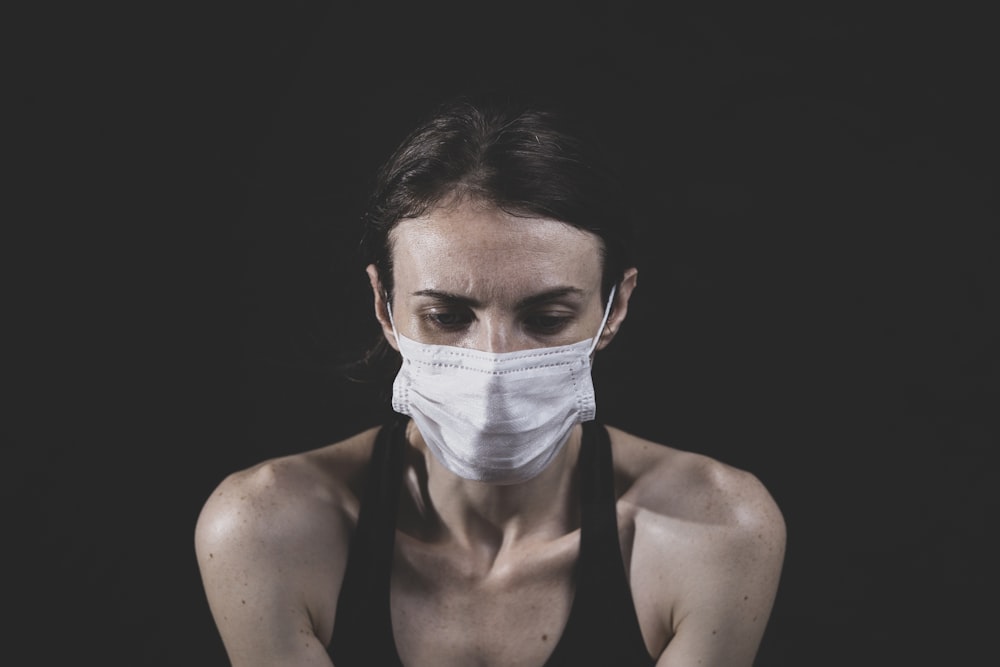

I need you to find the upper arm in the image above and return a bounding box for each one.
[194,465,344,667]
[655,470,786,667]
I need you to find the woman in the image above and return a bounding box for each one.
[195,92,786,666]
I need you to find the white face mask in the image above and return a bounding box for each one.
[388,287,616,484]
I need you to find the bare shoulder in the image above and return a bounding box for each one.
[608,425,785,542]
[194,426,381,665]
[607,426,786,666]
[196,427,379,541]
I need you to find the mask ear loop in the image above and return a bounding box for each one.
[385,293,401,341]
[588,284,618,356]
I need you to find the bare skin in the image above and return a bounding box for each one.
[195,199,787,666]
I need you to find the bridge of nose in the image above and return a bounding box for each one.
[472,308,530,353]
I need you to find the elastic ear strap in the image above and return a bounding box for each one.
[385,295,399,338]
[588,284,618,355]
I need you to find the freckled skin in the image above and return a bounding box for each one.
[195,201,787,667]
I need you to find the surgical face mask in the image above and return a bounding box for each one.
[388,287,616,484]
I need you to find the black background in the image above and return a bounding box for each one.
[9,2,998,665]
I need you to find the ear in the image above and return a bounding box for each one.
[366,264,399,351]
[594,267,638,352]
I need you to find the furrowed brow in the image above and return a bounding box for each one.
[411,289,482,308]
[410,287,586,309]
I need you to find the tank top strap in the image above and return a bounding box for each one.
[543,421,654,666]
[328,415,407,666]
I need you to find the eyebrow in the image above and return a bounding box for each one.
[411,286,587,309]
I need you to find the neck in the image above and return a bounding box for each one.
[402,422,583,556]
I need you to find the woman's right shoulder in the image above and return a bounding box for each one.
[195,425,383,557]
[194,425,386,655]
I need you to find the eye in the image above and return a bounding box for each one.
[422,308,473,330]
[524,312,573,334]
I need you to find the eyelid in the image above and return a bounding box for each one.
[523,310,575,334]
[521,301,579,317]
[415,295,583,325]
[419,304,474,330]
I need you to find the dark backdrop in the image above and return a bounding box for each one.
[10,3,997,665]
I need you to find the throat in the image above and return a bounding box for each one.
[400,424,584,558]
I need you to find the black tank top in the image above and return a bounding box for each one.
[328,416,655,666]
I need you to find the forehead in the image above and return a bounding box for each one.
[389,201,604,297]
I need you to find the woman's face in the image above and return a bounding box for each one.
[373,199,609,353]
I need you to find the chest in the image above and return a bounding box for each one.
[389,534,578,667]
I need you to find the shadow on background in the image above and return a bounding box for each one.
[9,3,996,665]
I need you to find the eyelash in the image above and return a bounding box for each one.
[525,313,573,333]
[423,311,470,329]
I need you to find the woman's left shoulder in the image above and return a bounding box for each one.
[606,424,785,540]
